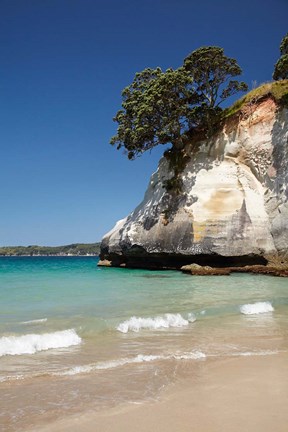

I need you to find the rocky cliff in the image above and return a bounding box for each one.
[100,90,288,269]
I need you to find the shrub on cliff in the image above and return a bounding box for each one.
[111,46,247,160]
[273,33,288,81]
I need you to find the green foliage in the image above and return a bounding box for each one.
[183,46,248,136]
[111,46,247,160]
[183,46,248,110]
[162,148,191,194]
[273,56,288,81]
[111,67,194,159]
[0,243,101,256]
[273,33,288,81]
[280,34,288,56]
[164,148,190,173]
[224,80,288,118]
[163,177,183,194]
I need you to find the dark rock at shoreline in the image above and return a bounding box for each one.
[181,263,288,277]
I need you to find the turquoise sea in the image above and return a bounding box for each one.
[1,256,288,431]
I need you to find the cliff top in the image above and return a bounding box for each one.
[224,79,288,119]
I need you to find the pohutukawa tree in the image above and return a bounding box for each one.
[111,46,248,160]
[183,46,248,135]
[273,33,288,81]
[110,67,196,159]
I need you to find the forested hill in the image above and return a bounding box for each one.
[0,243,100,256]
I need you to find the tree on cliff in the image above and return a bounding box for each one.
[183,47,248,135]
[110,67,195,159]
[111,46,247,159]
[273,33,288,80]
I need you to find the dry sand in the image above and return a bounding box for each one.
[29,352,288,432]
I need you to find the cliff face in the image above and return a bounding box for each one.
[100,97,288,269]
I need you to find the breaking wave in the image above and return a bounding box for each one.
[116,313,192,333]
[20,318,48,325]
[0,329,81,357]
[240,301,274,315]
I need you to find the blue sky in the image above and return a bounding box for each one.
[0,0,287,246]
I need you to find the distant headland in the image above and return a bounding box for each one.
[0,243,100,257]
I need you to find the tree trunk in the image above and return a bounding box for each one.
[172,137,185,150]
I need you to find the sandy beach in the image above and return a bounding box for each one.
[29,352,288,432]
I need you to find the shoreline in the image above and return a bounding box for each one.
[2,256,287,276]
[98,259,288,277]
[28,351,288,432]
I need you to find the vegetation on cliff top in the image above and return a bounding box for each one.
[223,79,288,119]
[224,33,288,118]
[110,36,288,197]
[0,243,100,256]
[111,35,288,163]
[111,46,247,160]
[273,33,288,81]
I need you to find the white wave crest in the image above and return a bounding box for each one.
[117,313,190,333]
[55,351,206,377]
[233,350,279,357]
[173,351,206,360]
[20,318,48,325]
[58,354,163,376]
[240,301,274,315]
[0,329,81,357]
[0,374,26,383]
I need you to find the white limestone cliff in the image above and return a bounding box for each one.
[100,97,288,268]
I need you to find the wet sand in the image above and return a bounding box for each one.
[29,352,288,432]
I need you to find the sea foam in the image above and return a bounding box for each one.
[55,351,206,376]
[0,329,81,357]
[116,313,190,333]
[58,354,164,376]
[240,301,274,315]
[187,313,196,323]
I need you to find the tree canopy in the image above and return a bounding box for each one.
[183,46,248,135]
[273,33,288,81]
[110,67,194,159]
[111,46,248,159]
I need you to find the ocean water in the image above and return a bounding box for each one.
[1,256,288,431]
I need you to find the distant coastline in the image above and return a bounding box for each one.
[0,243,100,257]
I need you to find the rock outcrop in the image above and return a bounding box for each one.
[100,95,288,269]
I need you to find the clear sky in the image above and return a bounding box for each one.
[0,0,287,246]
